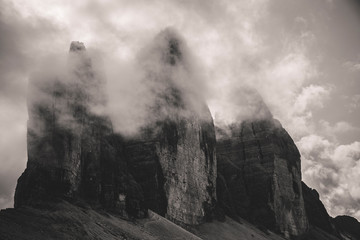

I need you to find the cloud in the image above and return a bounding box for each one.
[0,0,66,209]
[107,27,211,135]
[294,85,331,114]
[343,61,360,72]
[319,120,360,140]
[344,94,360,113]
[298,135,360,219]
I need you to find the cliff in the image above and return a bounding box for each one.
[124,28,217,225]
[14,42,144,216]
[216,101,308,237]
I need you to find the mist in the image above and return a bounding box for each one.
[106,27,212,136]
[1,0,360,221]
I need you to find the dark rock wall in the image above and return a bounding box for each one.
[124,139,167,216]
[217,118,308,237]
[124,110,216,226]
[301,182,338,235]
[15,42,128,211]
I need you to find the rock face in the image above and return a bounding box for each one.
[124,29,217,225]
[302,181,360,239]
[14,42,141,213]
[301,182,339,235]
[216,112,308,237]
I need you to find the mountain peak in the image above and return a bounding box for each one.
[69,41,86,52]
[153,27,184,65]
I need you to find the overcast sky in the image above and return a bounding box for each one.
[0,0,360,220]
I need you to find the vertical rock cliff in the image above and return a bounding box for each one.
[216,94,308,237]
[124,28,217,225]
[14,42,134,211]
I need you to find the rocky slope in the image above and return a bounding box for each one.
[0,200,290,240]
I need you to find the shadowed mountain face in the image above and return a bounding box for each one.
[301,182,340,236]
[216,96,308,238]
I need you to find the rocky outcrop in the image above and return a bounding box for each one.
[300,177,360,240]
[124,29,217,225]
[301,182,339,236]
[216,113,308,237]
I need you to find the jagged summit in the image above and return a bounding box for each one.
[14,41,118,209]
[69,41,86,52]
[154,27,184,65]
[215,87,273,140]
[124,29,217,225]
[139,28,209,124]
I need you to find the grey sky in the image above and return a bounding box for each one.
[0,0,359,220]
